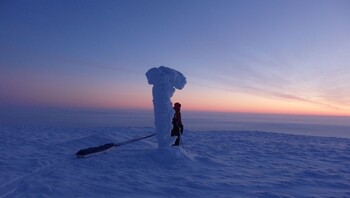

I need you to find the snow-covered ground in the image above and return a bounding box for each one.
[1,110,350,197]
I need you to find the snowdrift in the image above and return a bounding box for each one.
[1,126,350,197]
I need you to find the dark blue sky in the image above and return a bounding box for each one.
[1,0,350,115]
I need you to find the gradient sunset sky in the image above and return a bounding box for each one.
[1,0,350,116]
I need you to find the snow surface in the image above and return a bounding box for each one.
[146,66,186,148]
[1,124,350,197]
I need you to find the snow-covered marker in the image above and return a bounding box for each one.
[146,66,186,148]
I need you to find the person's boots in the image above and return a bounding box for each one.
[172,136,180,146]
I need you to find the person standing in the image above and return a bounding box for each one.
[171,102,184,146]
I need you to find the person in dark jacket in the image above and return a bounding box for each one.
[171,102,184,146]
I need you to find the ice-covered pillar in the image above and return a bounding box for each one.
[146,66,187,148]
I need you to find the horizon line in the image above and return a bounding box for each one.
[1,105,350,118]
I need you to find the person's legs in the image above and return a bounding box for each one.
[172,136,180,146]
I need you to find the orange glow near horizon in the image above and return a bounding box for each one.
[182,104,350,117]
[170,89,350,117]
[6,92,350,117]
[2,70,349,117]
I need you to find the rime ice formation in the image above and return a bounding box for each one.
[146,66,187,148]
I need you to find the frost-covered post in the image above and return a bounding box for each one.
[146,66,186,148]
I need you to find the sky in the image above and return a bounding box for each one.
[1,0,350,116]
